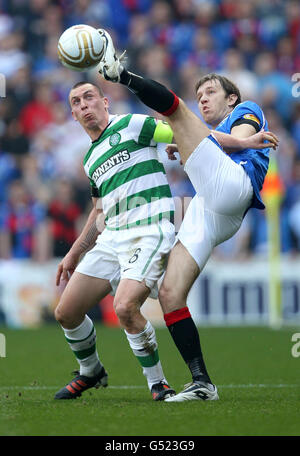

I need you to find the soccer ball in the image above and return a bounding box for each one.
[57,24,104,71]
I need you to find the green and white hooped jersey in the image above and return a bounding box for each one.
[83,114,175,230]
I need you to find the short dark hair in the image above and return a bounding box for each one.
[70,81,105,98]
[195,73,241,107]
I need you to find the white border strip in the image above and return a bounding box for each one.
[0,384,298,391]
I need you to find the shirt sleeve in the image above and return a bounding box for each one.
[135,115,173,146]
[229,101,265,133]
[130,114,157,146]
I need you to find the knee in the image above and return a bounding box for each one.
[54,304,73,328]
[54,305,65,325]
[113,299,137,327]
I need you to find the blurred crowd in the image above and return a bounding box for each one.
[0,0,299,262]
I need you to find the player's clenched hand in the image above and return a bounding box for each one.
[56,251,80,286]
[166,144,183,165]
[166,143,178,160]
[247,130,279,150]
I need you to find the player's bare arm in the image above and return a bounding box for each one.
[56,197,102,286]
[212,128,279,153]
[166,129,278,161]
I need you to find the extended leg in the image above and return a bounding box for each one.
[97,29,210,165]
[120,75,210,165]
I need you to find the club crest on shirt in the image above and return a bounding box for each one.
[109,132,121,146]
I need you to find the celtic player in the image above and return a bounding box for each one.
[54,81,176,401]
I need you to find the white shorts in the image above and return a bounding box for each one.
[178,136,253,270]
[76,218,175,298]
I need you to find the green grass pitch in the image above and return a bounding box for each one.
[0,324,299,436]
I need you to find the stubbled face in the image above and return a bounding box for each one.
[196,79,237,128]
[69,83,109,140]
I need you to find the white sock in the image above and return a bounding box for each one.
[125,321,167,390]
[62,315,102,377]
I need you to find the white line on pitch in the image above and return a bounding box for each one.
[0,384,298,391]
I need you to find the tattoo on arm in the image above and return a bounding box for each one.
[79,220,99,251]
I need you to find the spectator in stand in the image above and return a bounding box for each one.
[254,51,295,123]
[258,4,287,50]
[235,34,259,70]
[97,78,137,115]
[32,36,64,78]
[193,1,233,58]
[149,0,174,46]
[72,163,95,213]
[19,81,55,138]
[0,180,48,261]
[287,160,300,252]
[64,0,110,32]
[291,104,300,159]
[29,100,90,180]
[285,0,300,52]
[21,0,53,59]
[47,179,82,258]
[126,14,153,72]
[20,155,51,206]
[0,119,29,162]
[21,0,62,60]
[210,1,234,53]
[188,27,220,73]
[276,35,297,75]
[106,0,152,44]
[177,61,204,115]
[41,3,63,40]
[194,1,218,29]
[229,1,259,43]
[173,0,194,21]
[135,43,174,89]
[264,108,296,187]
[7,65,32,112]
[220,48,258,101]
[0,151,20,204]
[255,0,284,18]
[0,30,28,79]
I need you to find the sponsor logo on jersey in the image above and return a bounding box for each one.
[243,114,260,125]
[109,132,121,146]
[91,150,130,182]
